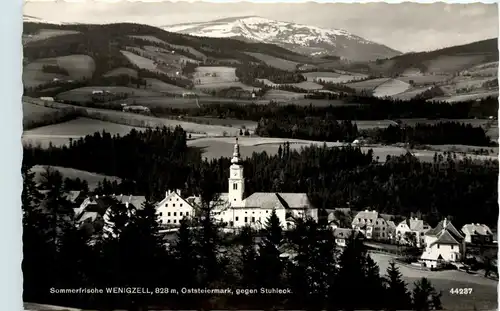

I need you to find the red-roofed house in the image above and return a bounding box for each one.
[420,218,466,268]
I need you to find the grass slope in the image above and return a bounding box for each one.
[31,164,122,190]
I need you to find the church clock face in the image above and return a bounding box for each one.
[233,172,238,177]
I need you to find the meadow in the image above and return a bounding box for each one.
[372,79,411,97]
[31,164,122,190]
[120,50,158,72]
[244,52,300,71]
[262,89,304,100]
[424,54,491,73]
[23,29,80,45]
[56,86,164,103]
[431,90,499,103]
[193,66,256,91]
[390,87,432,101]
[346,78,391,91]
[23,55,95,88]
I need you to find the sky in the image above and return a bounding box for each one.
[23,1,499,53]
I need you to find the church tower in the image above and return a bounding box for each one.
[228,138,245,206]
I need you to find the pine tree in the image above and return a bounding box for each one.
[384,261,412,311]
[329,234,366,311]
[412,278,443,311]
[363,254,386,310]
[263,208,283,246]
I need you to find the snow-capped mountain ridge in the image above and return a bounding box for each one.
[163,16,401,61]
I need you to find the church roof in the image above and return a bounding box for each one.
[429,230,461,247]
[425,219,464,241]
[244,192,310,209]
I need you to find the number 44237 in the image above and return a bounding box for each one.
[449,288,473,295]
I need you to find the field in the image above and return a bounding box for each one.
[373,79,411,97]
[187,137,498,163]
[56,86,164,103]
[129,35,168,45]
[431,90,499,103]
[144,78,192,94]
[462,61,498,77]
[397,74,451,85]
[120,50,158,72]
[244,52,300,71]
[31,165,122,190]
[23,29,80,45]
[193,66,255,91]
[286,99,352,107]
[370,253,497,311]
[303,71,368,83]
[346,78,391,91]
[23,102,57,118]
[103,67,138,78]
[391,87,432,101]
[263,89,304,100]
[182,116,258,130]
[424,55,491,74]
[23,55,96,88]
[22,117,143,147]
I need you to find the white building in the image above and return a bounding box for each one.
[154,138,318,230]
[351,210,390,240]
[396,217,431,247]
[420,218,465,268]
[461,223,494,244]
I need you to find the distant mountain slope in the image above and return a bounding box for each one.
[163,16,401,62]
[361,38,499,76]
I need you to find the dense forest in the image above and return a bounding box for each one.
[151,96,498,121]
[364,122,495,147]
[256,118,495,146]
[22,164,445,309]
[23,126,499,228]
[235,62,307,85]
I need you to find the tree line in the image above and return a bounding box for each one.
[23,164,444,310]
[363,122,495,147]
[256,117,495,146]
[23,126,499,228]
[150,96,497,121]
[235,62,307,85]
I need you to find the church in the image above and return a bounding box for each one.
[156,138,318,230]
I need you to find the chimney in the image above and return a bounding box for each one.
[166,190,170,197]
[443,218,447,228]
[176,189,181,195]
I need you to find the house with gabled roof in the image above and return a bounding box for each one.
[420,218,466,268]
[351,210,391,241]
[156,189,197,227]
[461,223,494,244]
[396,217,431,247]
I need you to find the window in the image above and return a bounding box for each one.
[186,212,189,216]
[180,212,183,216]
[159,212,163,216]
[451,245,454,250]
[251,217,255,223]
[177,198,179,201]
[376,221,379,225]
[173,219,177,223]
[173,204,175,207]
[180,203,183,207]
[235,216,239,221]
[244,217,248,223]
[437,244,440,249]
[233,184,238,190]
[358,218,361,221]
[174,212,176,216]
[166,204,168,208]
[266,210,268,213]
[229,221,234,227]
[168,212,171,216]
[167,219,170,223]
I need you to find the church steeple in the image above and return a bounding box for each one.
[228,137,244,206]
[231,137,241,164]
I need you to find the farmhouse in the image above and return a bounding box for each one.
[461,223,494,244]
[155,138,318,230]
[396,217,431,247]
[420,218,466,268]
[39,96,54,102]
[123,105,151,114]
[351,210,392,241]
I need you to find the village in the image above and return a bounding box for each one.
[64,138,498,276]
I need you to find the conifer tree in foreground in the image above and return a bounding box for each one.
[412,277,443,311]
[384,261,412,311]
